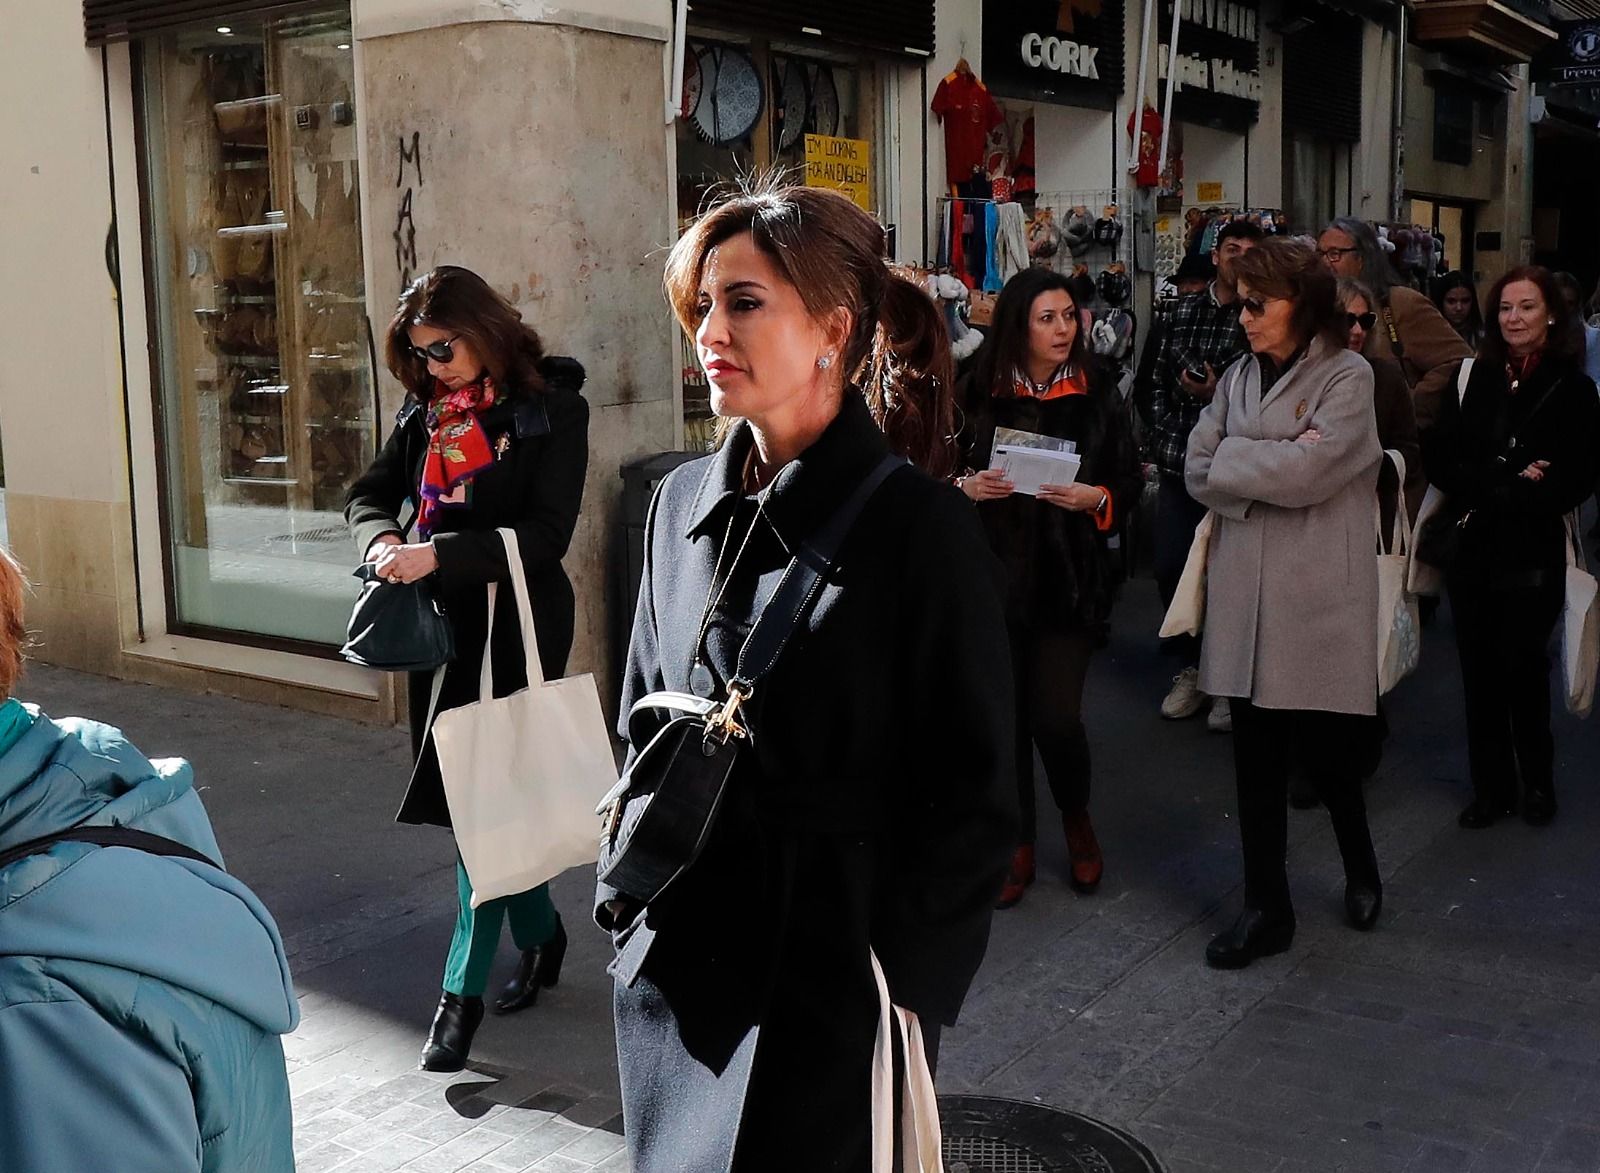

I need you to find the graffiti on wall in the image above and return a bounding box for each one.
[394,131,423,285]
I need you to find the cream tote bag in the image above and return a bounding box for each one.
[1158,510,1215,639]
[430,528,618,908]
[1562,513,1599,719]
[1377,450,1421,696]
[870,951,943,1173]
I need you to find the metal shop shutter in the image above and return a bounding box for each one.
[1283,11,1365,143]
[687,0,936,58]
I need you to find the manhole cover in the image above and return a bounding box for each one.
[940,1096,1165,1173]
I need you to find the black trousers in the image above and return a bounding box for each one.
[1447,577,1564,805]
[1230,699,1380,916]
[1009,620,1096,844]
[1154,472,1207,665]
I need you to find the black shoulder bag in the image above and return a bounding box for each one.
[595,454,903,906]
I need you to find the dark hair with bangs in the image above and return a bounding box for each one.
[664,181,956,478]
[384,266,547,400]
[1232,237,1348,351]
[1479,265,1584,368]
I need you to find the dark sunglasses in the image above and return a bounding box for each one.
[1239,296,1271,317]
[409,335,462,364]
[1346,311,1377,330]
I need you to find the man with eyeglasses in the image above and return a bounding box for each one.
[1317,218,1471,429]
[1148,218,1264,730]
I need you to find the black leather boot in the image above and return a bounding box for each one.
[493,915,568,1015]
[1344,881,1382,931]
[419,992,484,1072]
[1523,786,1557,827]
[1458,797,1516,829]
[1205,908,1296,970]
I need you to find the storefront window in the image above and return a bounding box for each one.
[676,32,880,449]
[138,7,371,647]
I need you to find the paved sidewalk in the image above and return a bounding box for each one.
[21,576,1600,1172]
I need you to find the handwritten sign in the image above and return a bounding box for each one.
[804,134,871,210]
[1195,181,1225,204]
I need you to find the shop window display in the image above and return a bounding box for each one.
[138,8,372,647]
[675,32,878,449]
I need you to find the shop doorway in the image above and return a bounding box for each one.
[1532,123,1600,300]
[1408,197,1474,280]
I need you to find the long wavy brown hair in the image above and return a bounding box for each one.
[0,547,28,702]
[665,182,957,478]
[384,266,547,400]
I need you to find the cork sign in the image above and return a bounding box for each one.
[804,134,871,211]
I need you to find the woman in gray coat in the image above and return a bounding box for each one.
[1185,239,1384,969]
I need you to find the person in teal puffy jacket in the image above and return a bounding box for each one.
[0,546,298,1171]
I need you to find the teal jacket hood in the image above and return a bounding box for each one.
[0,707,298,1035]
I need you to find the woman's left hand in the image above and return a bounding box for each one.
[372,541,439,584]
[1037,483,1105,513]
[1518,459,1551,482]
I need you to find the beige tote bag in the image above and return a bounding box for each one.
[1562,514,1599,719]
[870,951,943,1173]
[430,528,618,908]
[1158,510,1215,639]
[1377,450,1421,696]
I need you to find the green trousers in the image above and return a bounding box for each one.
[441,856,558,998]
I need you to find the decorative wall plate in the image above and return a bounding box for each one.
[805,63,840,137]
[772,55,809,152]
[679,48,702,121]
[692,44,763,146]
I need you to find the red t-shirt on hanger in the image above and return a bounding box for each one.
[932,71,1004,185]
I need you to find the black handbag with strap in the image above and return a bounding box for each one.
[0,825,220,873]
[339,561,457,672]
[595,453,904,907]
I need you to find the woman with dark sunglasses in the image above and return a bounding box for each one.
[1339,277,1423,527]
[345,265,590,1071]
[1185,239,1385,969]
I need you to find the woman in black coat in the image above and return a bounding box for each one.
[345,266,589,1070]
[956,268,1143,908]
[596,187,1016,1172]
[1420,265,1600,830]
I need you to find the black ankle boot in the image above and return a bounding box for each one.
[493,915,568,1015]
[1458,797,1516,829]
[1344,881,1382,931]
[420,992,484,1072]
[1523,786,1557,827]
[1205,908,1296,970]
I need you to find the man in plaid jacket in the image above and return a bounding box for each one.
[1148,219,1263,730]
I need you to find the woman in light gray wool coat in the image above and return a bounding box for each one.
[1185,237,1384,971]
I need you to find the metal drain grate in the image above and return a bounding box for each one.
[939,1096,1164,1173]
[268,525,348,544]
[945,1134,1056,1172]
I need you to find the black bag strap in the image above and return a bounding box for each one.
[0,825,220,873]
[733,453,904,689]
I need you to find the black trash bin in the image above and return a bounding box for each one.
[615,451,702,683]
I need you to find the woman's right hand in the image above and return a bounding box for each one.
[960,469,1015,502]
[365,534,403,563]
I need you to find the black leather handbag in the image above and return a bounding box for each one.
[339,562,456,672]
[595,454,903,906]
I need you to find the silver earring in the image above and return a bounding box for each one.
[817,354,833,370]
[1548,318,1555,326]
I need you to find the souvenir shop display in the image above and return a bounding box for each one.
[1155,207,1286,280]
[930,57,1005,187]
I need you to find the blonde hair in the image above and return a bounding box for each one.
[0,547,27,702]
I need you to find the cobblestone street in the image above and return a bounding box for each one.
[23,584,1600,1172]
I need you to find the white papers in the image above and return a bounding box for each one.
[989,445,1082,496]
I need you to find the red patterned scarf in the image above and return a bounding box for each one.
[417,377,498,539]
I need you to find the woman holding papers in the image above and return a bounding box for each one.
[1184,238,1384,969]
[957,267,1142,908]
